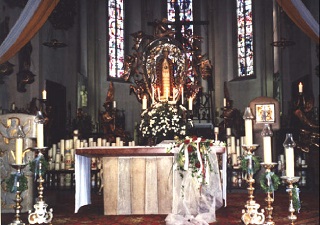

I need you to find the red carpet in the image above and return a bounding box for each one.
[1,188,319,224]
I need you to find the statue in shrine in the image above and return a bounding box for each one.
[155,47,176,101]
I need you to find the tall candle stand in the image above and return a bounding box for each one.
[281,176,300,225]
[260,162,277,225]
[241,144,265,225]
[28,147,53,224]
[9,163,27,225]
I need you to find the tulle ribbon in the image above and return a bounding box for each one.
[266,171,275,196]
[12,171,22,192]
[33,154,44,180]
[245,154,253,175]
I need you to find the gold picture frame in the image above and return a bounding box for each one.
[255,104,275,123]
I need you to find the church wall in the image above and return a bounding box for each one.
[0,2,40,112]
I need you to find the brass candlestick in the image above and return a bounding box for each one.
[9,163,27,225]
[28,147,53,224]
[281,176,300,225]
[261,162,278,225]
[241,144,265,225]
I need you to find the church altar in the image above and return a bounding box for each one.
[75,145,227,216]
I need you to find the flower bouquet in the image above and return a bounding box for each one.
[139,102,187,144]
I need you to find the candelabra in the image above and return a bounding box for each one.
[281,176,300,225]
[260,162,277,225]
[28,111,53,224]
[241,144,265,225]
[28,147,53,224]
[9,163,27,225]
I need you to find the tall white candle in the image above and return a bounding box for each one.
[15,138,23,164]
[223,98,226,107]
[298,82,303,93]
[244,119,253,146]
[36,123,44,148]
[285,147,295,177]
[263,136,272,163]
[142,96,147,110]
[181,86,184,104]
[113,101,117,108]
[60,139,65,155]
[166,88,169,101]
[231,136,236,154]
[188,97,193,110]
[42,90,47,100]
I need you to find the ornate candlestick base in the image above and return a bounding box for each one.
[9,163,27,225]
[28,147,53,224]
[261,162,278,225]
[241,144,265,225]
[281,176,300,225]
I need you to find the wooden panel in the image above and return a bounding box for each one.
[157,156,173,214]
[131,158,146,214]
[117,158,131,214]
[145,157,158,214]
[103,157,118,215]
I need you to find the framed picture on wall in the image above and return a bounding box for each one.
[255,103,275,123]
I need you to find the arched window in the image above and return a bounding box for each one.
[237,0,254,77]
[167,0,194,80]
[108,0,124,79]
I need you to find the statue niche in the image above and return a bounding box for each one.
[155,47,176,101]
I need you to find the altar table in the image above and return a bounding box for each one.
[75,145,227,215]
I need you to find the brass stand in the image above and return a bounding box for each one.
[241,144,265,225]
[281,176,300,225]
[28,147,53,224]
[9,163,27,225]
[261,162,278,225]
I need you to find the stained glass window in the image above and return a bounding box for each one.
[167,0,194,81]
[237,0,254,77]
[108,0,124,78]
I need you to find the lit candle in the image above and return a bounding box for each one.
[298,82,303,93]
[15,138,23,164]
[181,86,184,104]
[113,101,116,108]
[188,97,193,110]
[166,88,169,101]
[142,95,147,110]
[42,89,47,100]
[223,98,226,107]
[285,146,295,177]
[263,136,272,163]
[36,123,44,148]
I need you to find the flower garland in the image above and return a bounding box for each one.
[29,155,49,177]
[259,171,281,193]
[240,154,261,175]
[292,185,301,213]
[5,173,28,193]
[139,102,187,142]
[173,136,225,185]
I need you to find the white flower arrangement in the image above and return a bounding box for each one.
[139,102,187,142]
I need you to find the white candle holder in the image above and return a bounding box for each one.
[241,144,265,225]
[28,146,53,224]
[281,176,300,225]
[9,163,27,225]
